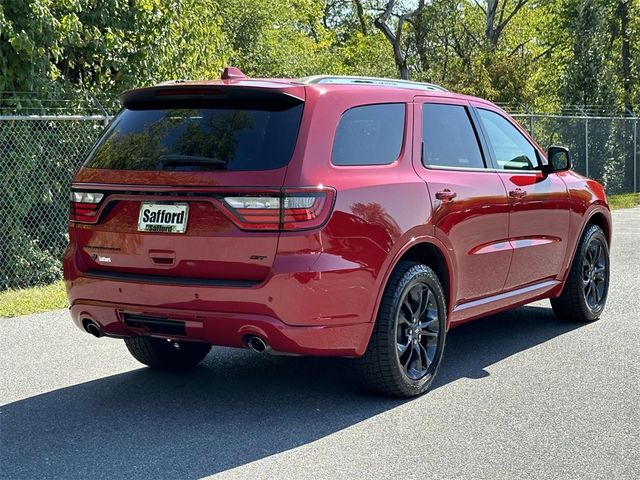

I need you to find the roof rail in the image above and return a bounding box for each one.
[297,75,448,92]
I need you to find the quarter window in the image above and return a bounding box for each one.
[478,109,539,171]
[331,104,405,166]
[422,104,485,169]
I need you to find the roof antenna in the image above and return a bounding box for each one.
[221,67,246,80]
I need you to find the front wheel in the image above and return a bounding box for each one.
[124,337,212,369]
[551,224,609,322]
[356,261,447,397]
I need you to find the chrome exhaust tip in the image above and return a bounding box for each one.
[84,321,103,338]
[246,335,270,353]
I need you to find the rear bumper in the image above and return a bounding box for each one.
[64,248,376,357]
[69,301,371,356]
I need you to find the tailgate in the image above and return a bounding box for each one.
[69,85,305,283]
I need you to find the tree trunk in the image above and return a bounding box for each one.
[485,0,499,48]
[373,0,425,80]
[482,0,528,50]
[353,0,367,35]
[398,61,409,80]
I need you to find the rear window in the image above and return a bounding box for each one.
[84,104,303,171]
[331,103,405,166]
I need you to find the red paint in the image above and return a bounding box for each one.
[64,78,611,356]
[498,171,571,289]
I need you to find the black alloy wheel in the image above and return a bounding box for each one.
[395,281,441,381]
[357,261,446,397]
[582,236,607,311]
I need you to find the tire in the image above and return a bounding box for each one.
[551,224,609,323]
[356,261,447,397]
[124,336,212,369]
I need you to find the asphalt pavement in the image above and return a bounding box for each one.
[1,207,638,480]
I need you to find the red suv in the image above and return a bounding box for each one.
[64,69,611,397]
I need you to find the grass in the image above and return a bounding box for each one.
[608,193,640,210]
[0,280,67,318]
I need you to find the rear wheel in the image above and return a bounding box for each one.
[124,337,211,369]
[357,261,447,397]
[551,224,609,322]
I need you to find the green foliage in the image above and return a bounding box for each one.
[1,0,637,111]
[561,0,618,106]
[218,0,337,77]
[0,0,226,98]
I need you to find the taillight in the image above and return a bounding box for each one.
[220,188,335,231]
[222,195,281,229]
[281,192,329,230]
[70,191,104,223]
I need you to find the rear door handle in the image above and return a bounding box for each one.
[509,188,527,199]
[435,189,457,201]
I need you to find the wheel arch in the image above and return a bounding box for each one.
[557,204,612,286]
[371,237,455,327]
[585,210,611,245]
[398,243,451,309]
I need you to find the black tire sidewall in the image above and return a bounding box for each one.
[125,336,211,369]
[576,227,610,320]
[383,263,447,396]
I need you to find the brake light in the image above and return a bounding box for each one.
[70,191,104,223]
[155,88,224,96]
[221,188,335,231]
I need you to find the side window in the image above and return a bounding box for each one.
[422,104,485,169]
[331,103,405,166]
[478,109,539,171]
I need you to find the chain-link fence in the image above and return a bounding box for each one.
[512,114,639,194]
[0,112,109,290]
[0,95,638,290]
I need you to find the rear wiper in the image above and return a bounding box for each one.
[159,154,228,166]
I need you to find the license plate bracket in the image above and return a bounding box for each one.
[137,202,189,234]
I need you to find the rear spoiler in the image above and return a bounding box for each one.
[119,84,305,110]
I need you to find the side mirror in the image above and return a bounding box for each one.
[544,146,571,173]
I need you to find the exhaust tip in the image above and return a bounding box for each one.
[247,335,268,353]
[84,320,103,338]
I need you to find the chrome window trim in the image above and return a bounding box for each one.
[421,164,544,174]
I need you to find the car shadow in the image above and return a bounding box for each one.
[0,305,582,479]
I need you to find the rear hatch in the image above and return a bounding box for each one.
[70,83,306,284]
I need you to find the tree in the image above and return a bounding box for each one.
[473,0,530,50]
[612,0,634,114]
[561,0,617,107]
[372,0,426,79]
[0,0,226,97]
